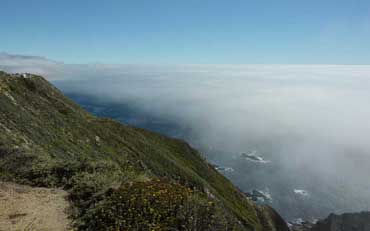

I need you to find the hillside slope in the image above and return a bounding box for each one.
[0,71,288,230]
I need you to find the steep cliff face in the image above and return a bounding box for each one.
[291,212,370,231]
[311,212,370,231]
[0,71,288,230]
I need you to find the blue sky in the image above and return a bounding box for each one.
[1,0,370,64]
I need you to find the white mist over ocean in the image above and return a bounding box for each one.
[2,53,370,220]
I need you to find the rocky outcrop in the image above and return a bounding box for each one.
[255,205,290,231]
[291,212,370,231]
[311,212,370,231]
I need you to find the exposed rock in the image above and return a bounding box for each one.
[240,150,270,164]
[212,164,234,173]
[294,189,309,197]
[291,212,370,231]
[289,220,314,231]
[245,189,273,204]
[311,212,370,231]
[255,205,290,231]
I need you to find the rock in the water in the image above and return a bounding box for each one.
[294,189,309,197]
[245,189,273,204]
[240,150,270,164]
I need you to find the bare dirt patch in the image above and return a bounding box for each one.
[0,182,71,231]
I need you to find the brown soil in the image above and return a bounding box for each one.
[0,182,71,231]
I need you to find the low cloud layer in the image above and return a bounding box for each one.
[2,53,370,220]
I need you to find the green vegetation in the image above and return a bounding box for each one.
[0,71,288,230]
[78,179,230,230]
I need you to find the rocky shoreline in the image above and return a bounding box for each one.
[290,211,370,231]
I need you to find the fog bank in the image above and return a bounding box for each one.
[2,53,370,220]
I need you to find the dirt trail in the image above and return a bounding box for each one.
[0,182,71,231]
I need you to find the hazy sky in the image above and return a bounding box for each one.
[1,0,370,64]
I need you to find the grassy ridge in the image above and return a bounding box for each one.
[0,71,287,230]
